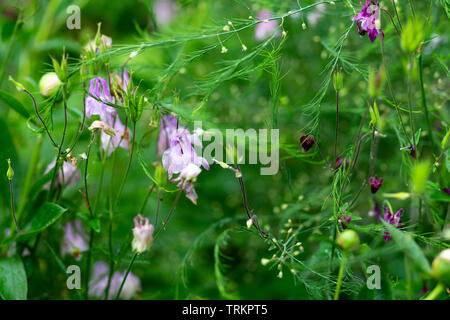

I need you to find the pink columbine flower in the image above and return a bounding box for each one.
[85,77,130,156]
[132,215,155,254]
[254,10,280,41]
[88,262,141,299]
[172,163,202,205]
[45,159,80,188]
[400,145,416,159]
[61,220,88,260]
[383,206,404,242]
[352,1,383,43]
[368,175,383,194]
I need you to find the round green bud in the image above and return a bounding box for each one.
[431,248,450,287]
[337,230,359,251]
[39,72,61,97]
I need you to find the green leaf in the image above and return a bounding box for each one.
[0,256,28,300]
[382,221,432,277]
[17,202,67,240]
[429,190,450,202]
[0,90,31,119]
[89,217,101,233]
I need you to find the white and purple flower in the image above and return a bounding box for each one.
[383,206,404,242]
[132,214,155,254]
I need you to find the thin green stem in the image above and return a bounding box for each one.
[115,252,138,300]
[334,252,346,300]
[419,53,435,154]
[9,179,19,233]
[408,54,416,153]
[113,121,137,210]
[154,190,182,241]
[425,283,444,300]
[334,91,339,165]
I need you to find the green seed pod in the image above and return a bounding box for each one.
[337,229,359,251]
[154,162,166,187]
[333,68,343,92]
[431,249,450,287]
[6,159,14,180]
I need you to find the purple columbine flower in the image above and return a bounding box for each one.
[172,163,202,205]
[85,77,130,156]
[383,206,404,242]
[45,159,80,188]
[442,187,450,195]
[162,122,209,179]
[89,261,141,300]
[254,10,280,41]
[61,220,88,260]
[300,134,315,152]
[400,145,416,159]
[352,1,383,43]
[368,175,383,194]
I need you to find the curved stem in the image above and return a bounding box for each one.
[381,8,401,37]
[154,190,182,241]
[407,54,416,153]
[419,53,435,153]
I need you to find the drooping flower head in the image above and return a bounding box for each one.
[352,1,383,43]
[172,163,202,205]
[85,77,130,156]
[161,122,209,179]
[254,10,280,41]
[368,175,383,194]
[383,206,404,242]
[61,220,88,260]
[132,215,155,254]
[300,134,315,152]
[88,262,141,300]
[45,159,80,188]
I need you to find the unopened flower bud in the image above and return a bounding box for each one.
[333,68,343,92]
[261,258,270,266]
[431,248,450,287]
[337,230,360,251]
[39,72,61,97]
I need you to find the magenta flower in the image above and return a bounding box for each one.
[300,134,315,152]
[172,163,202,205]
[383,206,404,242]
[61,220,88,260]
[352,1,383,43]
[254,10,280,41]
[89,262,141,300]
[132,214,155,254]
[368,175,383,194]
[443,187,450,195]
[339,215,352,230]
[45,159,80,188]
